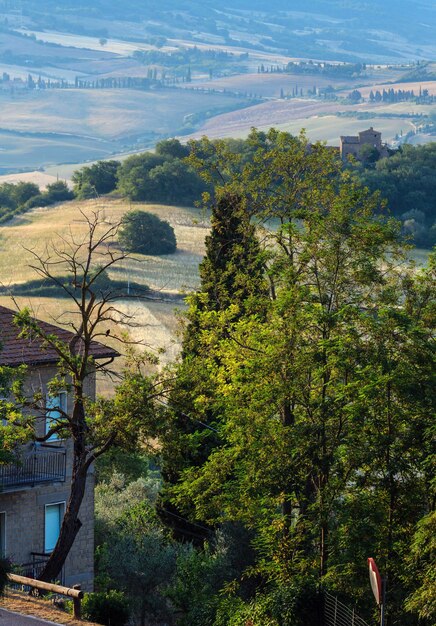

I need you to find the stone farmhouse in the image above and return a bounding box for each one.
[0,305,118,590]
[340,127,389,160]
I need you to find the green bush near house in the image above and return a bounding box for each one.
[81,590,130,626]
[0,557,11,595]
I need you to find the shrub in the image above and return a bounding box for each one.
[118,210,177,255]
[0,557,11,595]
[81,590,130,626]
[22,194,52,210]
[45,180,74,203]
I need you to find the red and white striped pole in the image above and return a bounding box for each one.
[368,558,386,626]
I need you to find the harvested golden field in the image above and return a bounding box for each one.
[0,198,207,379]
[270,115,417,146]
[185,98,408,141]
[186,98,349,139]
[0,197,206,287]
[0,172,66,190]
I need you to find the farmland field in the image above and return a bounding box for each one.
[16,29,179,55]
[270,116,418,146]
[0,10,434,176]
[0,88,251,171]
[187,99,349,139]
[0,89,249,139]
[0,197,206,289]
[189,73,356,97]
[184,98,421,144]
[0,129,120,173]
[0,197,208,376]
[188,67,408,98]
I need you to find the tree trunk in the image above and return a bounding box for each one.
[39,395,89,582]
[39,462,87,582]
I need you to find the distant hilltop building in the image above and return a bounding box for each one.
[340,127,389,161]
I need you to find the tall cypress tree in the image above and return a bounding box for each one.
[158,191,269,539]
[183,191,268,355]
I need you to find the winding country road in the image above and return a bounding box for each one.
[0,608,62,625]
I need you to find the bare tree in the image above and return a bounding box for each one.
[12,210,162,582]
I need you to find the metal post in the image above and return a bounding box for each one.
[380,577,387,626]
[334,596,338,626]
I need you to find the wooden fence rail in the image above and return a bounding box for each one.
[8,573,84,620]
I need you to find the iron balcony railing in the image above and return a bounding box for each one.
[0,447,66,491]
[25,553,65,585]
[11,553,65,588]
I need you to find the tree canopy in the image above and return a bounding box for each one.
[157,129,435,626]
[72,160,120,198]
[116,143,205,205]
[354,143,436,248]
[118,210,177,255]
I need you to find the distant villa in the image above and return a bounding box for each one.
[339,127,389,160]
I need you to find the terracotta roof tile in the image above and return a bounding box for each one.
[0,305,119,366]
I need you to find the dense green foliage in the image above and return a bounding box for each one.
[0,180,73,223]
[72,160,120,198]
[116,145,205,205]
[159,191,269,540]
[0,558,11,596]
[354,143,436,248]
[118,210,177,255]
[156,129,435,626]
[2,128,434,625]
[81,590,130,626]
[95,473,177,626]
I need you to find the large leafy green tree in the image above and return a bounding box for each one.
[355,143,436,247]
[162,129,434,625]
[116,150,205,205]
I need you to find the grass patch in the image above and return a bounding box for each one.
[0,197,206,386]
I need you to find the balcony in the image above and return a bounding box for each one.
[20,553,65,585]
[0,447,66,492]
